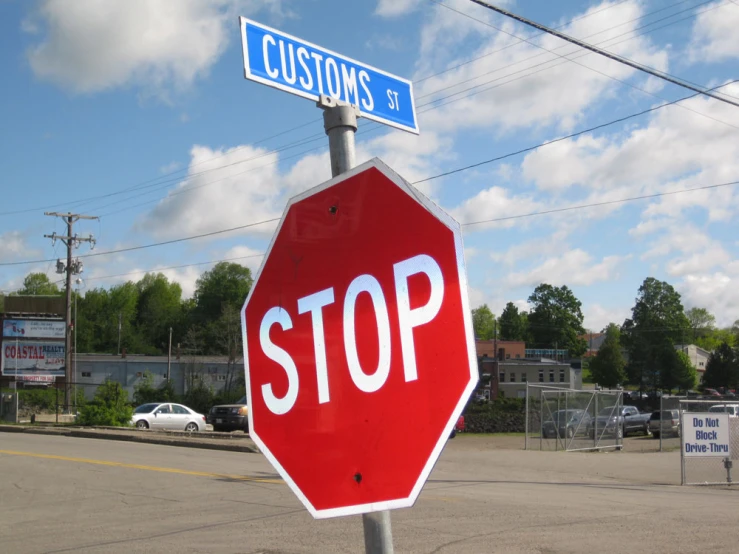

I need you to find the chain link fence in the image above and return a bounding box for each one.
[680,400,739,486]
[525,384,623,451]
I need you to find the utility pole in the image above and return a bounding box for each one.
[45,212,98,412]
[167,327,173,381]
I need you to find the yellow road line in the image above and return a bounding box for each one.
[0,449,284,484]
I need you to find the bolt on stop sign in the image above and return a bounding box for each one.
[241,158,478,519]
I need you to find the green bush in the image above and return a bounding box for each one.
[464,398,526,433]
[132,371,159,406]
[1,387,86,414]
[181,379,214,415]
[78,380,132,427]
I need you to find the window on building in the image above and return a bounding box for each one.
[509,373,515,382]
[538,370,544,383]
[521,373,527,382]
[549,371,555,383]
[515,354,521,359]
[559,369,565,383]
[216,374,226,381]
[506,354,511,359]
[499,372,505,383]
[81,372,91,378]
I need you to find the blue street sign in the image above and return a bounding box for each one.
[239,17,419,135]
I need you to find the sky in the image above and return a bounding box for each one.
[0,0,738,332]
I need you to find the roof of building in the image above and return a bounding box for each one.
[674,344,712,357]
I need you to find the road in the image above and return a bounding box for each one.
[0,433,737,553]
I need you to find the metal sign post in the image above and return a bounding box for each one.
[317,94,394,554]
[238,17,430,554]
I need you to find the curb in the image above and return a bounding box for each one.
[0,425,259,454]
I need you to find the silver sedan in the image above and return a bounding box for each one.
[131,402,206,432]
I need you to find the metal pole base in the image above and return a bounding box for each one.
[317,94,359,177]
[363,511,394,554]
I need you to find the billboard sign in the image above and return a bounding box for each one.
[3,319,65,339]
[1,341,65,377]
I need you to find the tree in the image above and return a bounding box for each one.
[132,370,159,406]
[674,351,698,393]
[695,328,736,351]
[703,342,738,391]
[471,304,496,340]
[685,307,716,343]
[621,277,690,391]
[588,324,626,388]
[17,273,60,295]
[213,303,244,399]
[527,284,587,358]
[78,381,132,427]
[135,273,184,353]
[498,302,530,342]
[193,262,253,323]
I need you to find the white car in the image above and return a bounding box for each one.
[131,402,206,432]
[708,404,739,418]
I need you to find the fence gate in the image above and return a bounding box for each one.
[679,400,739,486]
[525,385,623,452]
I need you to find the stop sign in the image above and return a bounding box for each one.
[241,158,477,519]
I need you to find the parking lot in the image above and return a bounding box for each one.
[1,431,737,553]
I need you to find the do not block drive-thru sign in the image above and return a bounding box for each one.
[241,159,477,519]
[683,413,731,457]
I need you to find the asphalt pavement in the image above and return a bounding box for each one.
[1,432,738,553]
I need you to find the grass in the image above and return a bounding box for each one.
[581,366,594,384]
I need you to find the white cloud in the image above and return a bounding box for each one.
[518,82,739,227]
[490,230,571,266]
[452,186,541,230]
[374,0,423,18]
[415,0,668,134]
[24,0,283,97]
[139,144,294,240]
[688,1,739,63]
[679,262,739,327]
[159,161,181,174]
[584,303,630,332]
[505,249,628,287]
[138,123,449,241]
[0,231,38,261]
[223,245,265,275]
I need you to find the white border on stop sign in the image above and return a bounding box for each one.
[240,157,479,519]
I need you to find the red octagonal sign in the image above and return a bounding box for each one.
[241,158,477,519]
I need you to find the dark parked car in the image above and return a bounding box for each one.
[588,405,651,439]
[542,409,592,439]
[649,409,681,438]
[207,395,249,432]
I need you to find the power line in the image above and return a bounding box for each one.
[466,0,739,108]
[0,1,706,219]
[81,253,266,283]
[413,80,738,184]
[5,75,730,269]
[425,0,739,126]
[460,179,739,228]
[2,176,736,268]
[98,0,734,217]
